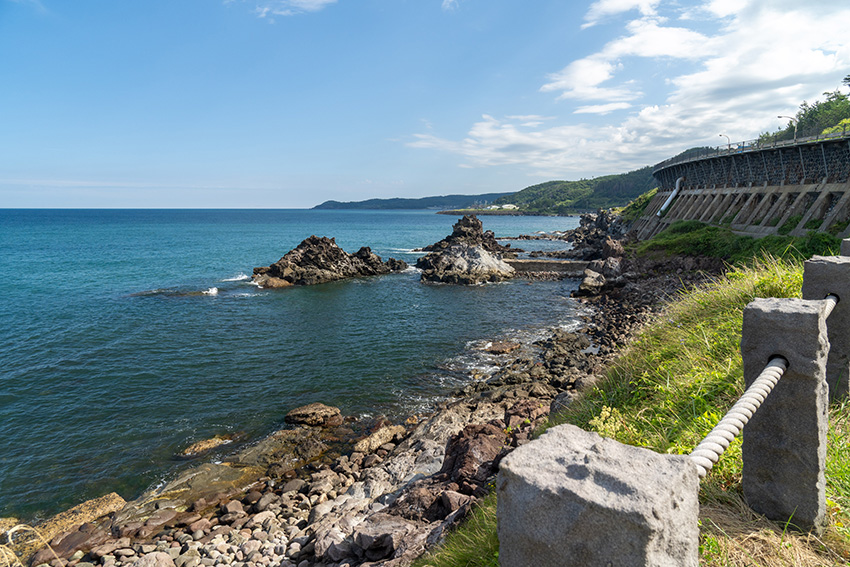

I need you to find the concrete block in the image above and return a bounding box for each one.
[802,255,850,398]
[497,424,699,567]
[842,239,850,256]
[741,298,829,532]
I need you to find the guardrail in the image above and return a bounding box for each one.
[497,241,850,566]
[653,129,850,175]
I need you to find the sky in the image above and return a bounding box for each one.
[1,0,849,208]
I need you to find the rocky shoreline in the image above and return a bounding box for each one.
[4,213,724,567]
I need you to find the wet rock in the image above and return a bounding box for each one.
[177,436,234,458]
[252,236,407,288]
[484,341,521,355]
[284,403,342,427]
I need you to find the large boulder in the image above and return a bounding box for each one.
[420,215,514,256]
[252,236,407,287]
[416,244,515,285]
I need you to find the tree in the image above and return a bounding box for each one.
[844,74,850,87]
[760,90,850,143]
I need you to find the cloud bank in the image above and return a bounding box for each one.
[410,0,850,178]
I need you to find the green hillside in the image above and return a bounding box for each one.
[313,192,514,210]
[494,166,656,214]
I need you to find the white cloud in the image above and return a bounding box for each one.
[583,0,661,28]
[541,18,711,102]
[411,2,850,179]
[245,0,337,18]
[574,102,632,114]
[409,115,638,177]
[442,0,458,11]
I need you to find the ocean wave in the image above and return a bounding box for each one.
[202,287,219,296]
[221,273,249,282]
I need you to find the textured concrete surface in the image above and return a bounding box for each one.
[741,298,829,532]
[497,424,699,567]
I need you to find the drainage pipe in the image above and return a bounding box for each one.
[657,176,685,217]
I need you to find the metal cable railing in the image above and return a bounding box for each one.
[688,294,838,478]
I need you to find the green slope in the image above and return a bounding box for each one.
[494,166,656,214]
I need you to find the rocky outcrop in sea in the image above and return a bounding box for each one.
[419,215,516,257]
[252,236,408,288]
[415,216,515,285]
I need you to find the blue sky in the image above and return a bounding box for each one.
[1,0,849,208]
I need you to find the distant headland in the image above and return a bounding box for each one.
[312,193,514,211]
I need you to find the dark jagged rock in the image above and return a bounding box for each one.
[252,235,407,288]
[416,216,515,284]
[420,214,514,256]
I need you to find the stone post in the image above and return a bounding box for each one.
[842,238,850,256]
[741,298,829,533]
[802,255,850,399]
[497,424,699,567]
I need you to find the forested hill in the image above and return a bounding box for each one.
[493,166,656,214]
[312,192,514,210]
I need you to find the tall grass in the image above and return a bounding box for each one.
[419,256,850,565]
[635,220,841,264]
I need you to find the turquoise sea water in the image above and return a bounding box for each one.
[0,209,580,520]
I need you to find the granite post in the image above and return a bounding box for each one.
[741,298,829,533]
[497,424,699,567]
[802,255,850,399]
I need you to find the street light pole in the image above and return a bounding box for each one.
[719,133,731,150]
[778,115,798,142]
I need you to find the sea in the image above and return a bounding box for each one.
[0,209,582,521]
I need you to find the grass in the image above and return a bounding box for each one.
[412,492,499,567]
[618,187,658,223]
[778,214,803,235]
[635,220,841,264]
[1,525,58,567]
[417,256,850,566]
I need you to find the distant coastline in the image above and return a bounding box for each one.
[436,208,562,216]
[312,192,514,211]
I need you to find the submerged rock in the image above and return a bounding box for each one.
[252,235,407,288]
[178,435,236,458]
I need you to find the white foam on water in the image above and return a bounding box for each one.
[221,273,249,282]
[202,287,219,296]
